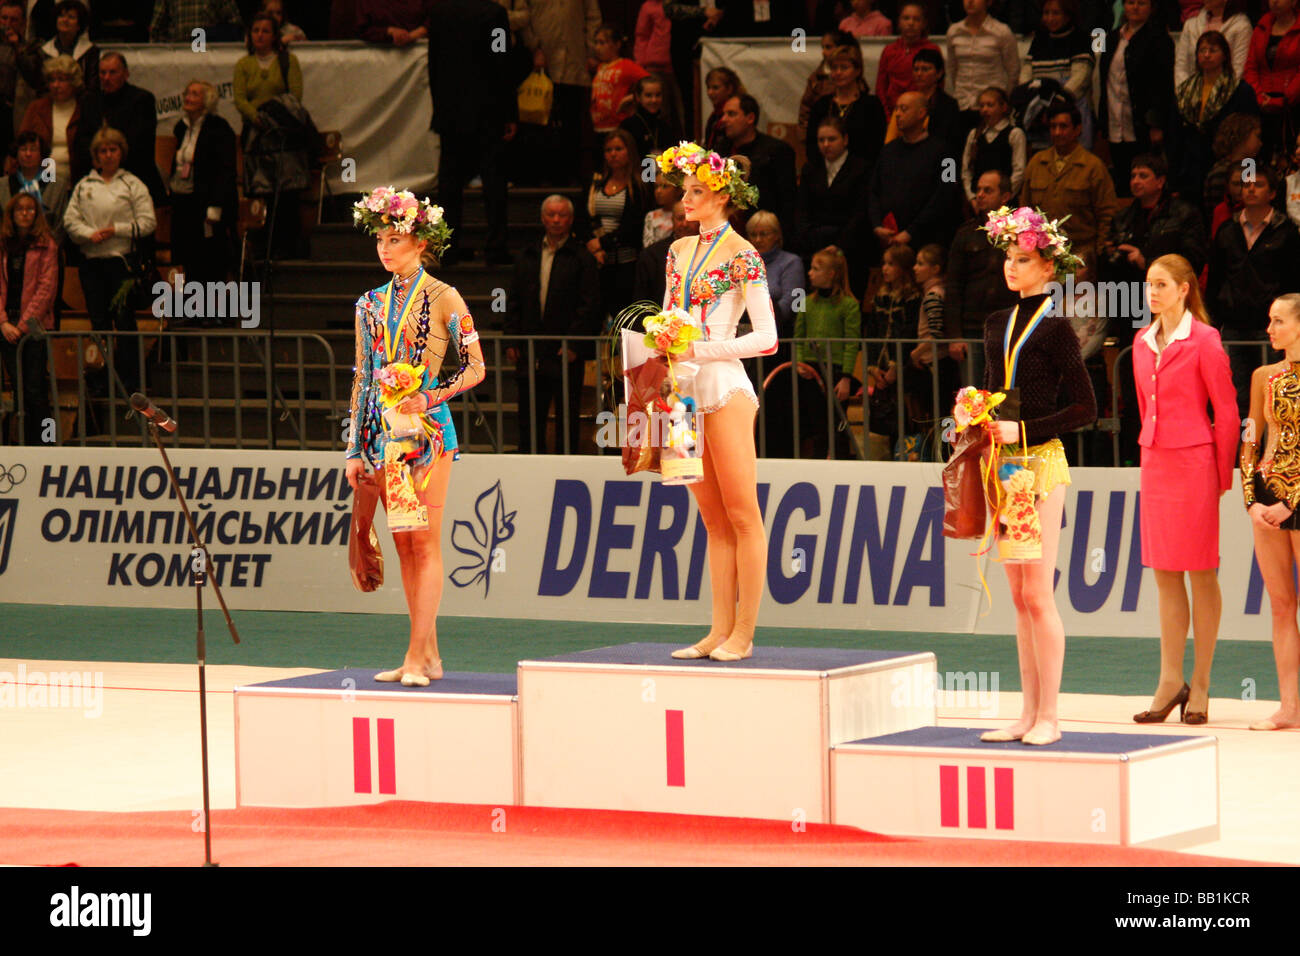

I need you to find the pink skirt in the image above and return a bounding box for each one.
[1139,443,1220,571]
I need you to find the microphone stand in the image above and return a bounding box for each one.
[146,420,241,867]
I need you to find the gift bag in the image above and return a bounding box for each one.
[621,329,667,475]
[518,69,554,126]
[942,424,996,539]
[995,453,1043,563]
[349,474,384,592]
[656,361,703,486]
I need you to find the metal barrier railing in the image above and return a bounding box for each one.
[8,329,339,449]
[5,329,1269,463]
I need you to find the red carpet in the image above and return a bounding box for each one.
[0,803,1267,866]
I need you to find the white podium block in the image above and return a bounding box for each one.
[234,668,519,808]
[519,643,935,823]
[831,727,1219,847]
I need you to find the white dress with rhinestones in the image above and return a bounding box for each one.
[663,227,779,413]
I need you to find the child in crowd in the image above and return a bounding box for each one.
[800,29,855,143]
[840,0,892,36]
[865,244,922,439]
[960,86,1026,204]
[591,24,649,142]
[643,178,681,247]
[620,74,680,161]
[876,2,939,115]
[633,0,686,142]
[795,245,861,457]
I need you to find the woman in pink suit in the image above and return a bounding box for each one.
[1132,253,1239,725]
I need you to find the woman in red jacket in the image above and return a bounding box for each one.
[1244,0,1300,159]
[0,193,58,445]
[1132,254,1238,725]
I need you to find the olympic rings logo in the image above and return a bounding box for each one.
[0,463,28,494]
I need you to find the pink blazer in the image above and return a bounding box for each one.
[0,238,58,333]
[1133,317,1238,490]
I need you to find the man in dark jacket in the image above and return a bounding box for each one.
[506,195,601,453]
[1208,165,1300,416]
[868,91,961,256]
[427,0,517,264]
[1104,153,1208,283]
[721,93,796,238]
[74,52,165,202]
[945,168,1016,353]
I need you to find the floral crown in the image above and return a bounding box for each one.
[353,186,452,257]
[656,141,759,209]
[981,205,1084,275]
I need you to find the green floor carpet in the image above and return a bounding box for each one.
[0,603,1281,699]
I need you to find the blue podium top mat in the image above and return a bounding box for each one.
[845,725,1206,753]
[239,667,517,696]
[523,642,923,672]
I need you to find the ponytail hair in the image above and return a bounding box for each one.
[1149,254,1210,325]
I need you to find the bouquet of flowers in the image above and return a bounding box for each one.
[643,308,702,356]
[952,386,1005,433]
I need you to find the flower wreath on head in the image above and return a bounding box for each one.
[656,141,759,209]
[353,186,452,258]
[981,205,1085,277]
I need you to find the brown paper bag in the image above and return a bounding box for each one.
[349,474,384,592]
[621,329,668,476]
[942,425,997,540]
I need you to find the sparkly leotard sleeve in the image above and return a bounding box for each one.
[663,227,779,414]
[1242,362,1300,510]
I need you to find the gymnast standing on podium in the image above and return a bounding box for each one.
[345,187,485,686]
[654,143,778,662]
[978,206,1096,746]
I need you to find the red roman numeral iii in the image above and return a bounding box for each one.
[939,765,1013,830]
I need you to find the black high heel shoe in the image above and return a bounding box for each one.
[1133,683,1189,723]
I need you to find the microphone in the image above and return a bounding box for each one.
[130,392,178,433]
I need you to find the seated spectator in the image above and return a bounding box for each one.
[73,52,164,202]
[1202,111,1262,218]
[1172,29,1259,199]
[1099,0,1176,197]
[1244,0,1300,161]
[643,177,680,247]
[234,12,303,259]
[911,241,958,422]
[150,0,243,42]
[722,93,797,237]
[796,115,870,290]
[841,0,893,35]
[1208,164,1300,415]
[168,79,236,296]
[1021,101,1118,275]
[745,209,803,345]
[0,131,70,242]
[1175,0,1252,88]
[890,47,962,149]
[1020,0,1095,148]
[634,198,695,306]
[261,0,306,44]
[869,91,962,259]
[805,43,886,172]
[580,130,650,325]
[945,167,1016,382]
[960,85,1026,203]
[946,0,1019,137]
[20,54,80,185]
[505,194,601,454]
[701,67,741,154]
[801,29,855,143]
[0,191,56,445]
[620,73,679,160]
[356,0,431,45]
[877,3,940,116]
[63,126,156,395]
[39,1,96,92]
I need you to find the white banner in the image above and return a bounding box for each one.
[119,41,438,196]
[0,447,1268,641]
